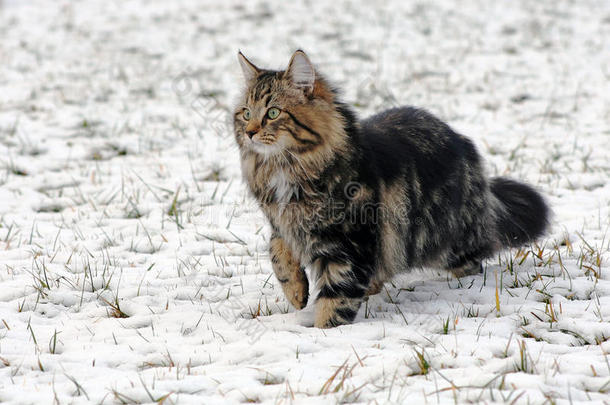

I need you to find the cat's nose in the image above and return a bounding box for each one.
[246,129,258,139]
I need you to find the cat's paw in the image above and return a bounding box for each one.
[280,271,309,310]
[365,280,384,296]
[448,261,482,278]
[314,297,360,328]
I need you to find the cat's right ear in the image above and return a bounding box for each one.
[284,50,315,94]
[238,51,260,82]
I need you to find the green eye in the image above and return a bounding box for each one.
[243,109,251,121]
[267,107,280,120]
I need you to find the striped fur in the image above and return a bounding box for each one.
[269,234,309,309]
[233,51,550,328]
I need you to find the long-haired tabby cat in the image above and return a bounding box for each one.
[233,50,549,328]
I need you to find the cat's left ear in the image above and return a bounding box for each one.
[238,51,260,82]
[285,50,315,93]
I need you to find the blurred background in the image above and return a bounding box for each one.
[1,0,609,200]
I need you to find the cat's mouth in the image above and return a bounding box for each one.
[248,136,281,155]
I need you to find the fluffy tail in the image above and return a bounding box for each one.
[490,177,550,248]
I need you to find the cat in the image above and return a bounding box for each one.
[233,50,549,328]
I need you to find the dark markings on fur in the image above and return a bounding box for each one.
[279,125,319,147]
[253,72,276,100]
[325,316,342,328]
[318,282,365,299]
[284,111,322,141]
[335,307,357,322]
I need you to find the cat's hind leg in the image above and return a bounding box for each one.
[365,278,384,296]
[270,235,309,310]
[445,249,485,278]
[447,260,483,278]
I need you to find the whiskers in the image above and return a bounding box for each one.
[285,149,315,185]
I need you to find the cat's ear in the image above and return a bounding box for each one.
[285,50,315,93]
[237,51,260,82]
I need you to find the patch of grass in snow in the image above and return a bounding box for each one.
[1,157,28,178]
[101,296,129,319]
[410,348,430,376]
[513,340,536,374]
[318,357,366,402]
[257,371,284,386]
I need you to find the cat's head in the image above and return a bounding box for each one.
[233,50,347,158]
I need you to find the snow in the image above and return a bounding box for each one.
[0,0,609,403]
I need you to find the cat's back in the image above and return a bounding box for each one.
[361,106,438,131]
[359,106,480,185]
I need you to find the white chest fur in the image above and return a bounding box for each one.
[268,170,298,204]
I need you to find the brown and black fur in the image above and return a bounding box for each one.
[233,50,549,328]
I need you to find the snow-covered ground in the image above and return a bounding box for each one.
[0,0,609,403]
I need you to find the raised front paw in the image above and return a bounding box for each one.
[314,297,362,328]
[279,268,309,310]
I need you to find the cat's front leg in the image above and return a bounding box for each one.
[269,234,309,310]
[314,260,367,328]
